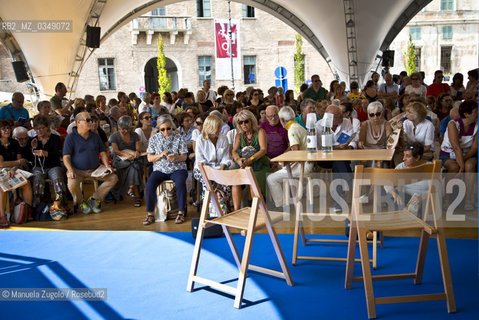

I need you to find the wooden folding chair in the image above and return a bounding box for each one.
[345,160,455,318]
[187,163,294,308]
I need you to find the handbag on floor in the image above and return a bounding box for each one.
[12,201,32,224]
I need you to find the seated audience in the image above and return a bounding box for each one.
[63,112,118,214]
[401,102,435,161]
[193,115,232,212]
[260,105,289,165]
[232,110,269,210]
[385,142,431,208]
[427,70,450,98]
[434,93,454,121]
[110,116,143,207]
[440,100,478,210]
[358,101,392,150]
[449,73,466,101]
[0,120,33,228]
[31,116,67,207]
[405,72,427,97]
[0,92,31,129]
[143,115,188,225]
[266,106,312,209]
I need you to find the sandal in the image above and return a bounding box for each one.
[127,189,135,198]
[175,212,185,224]
[134,199,142,207]
[143,214,155,226]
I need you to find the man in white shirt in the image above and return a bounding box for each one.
[202,80,217,104]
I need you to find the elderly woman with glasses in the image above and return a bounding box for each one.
[358,101,392,150]
[143,114,188,225]
[231,109,269,210]
[0,120,33,228]
[109,116,143,207]
[30,116,67,208]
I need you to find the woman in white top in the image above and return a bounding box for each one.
[405,72,427,97]
[440,100,478,210]
[193,115,232,213]
[135,112,157,177]
[402,102,435,161]
[135,112,157,152]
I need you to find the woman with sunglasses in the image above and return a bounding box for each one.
[135,112,157,153]
[143,114,188,225]
[405,72,427,97]
[109,116,143,207]
[358,101,392,153]
[0,120,33,228]
[30,116,67,208]
[231,110,269,210]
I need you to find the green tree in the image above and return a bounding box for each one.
[157,34,171,96]
[294,34,305,94]
[405,35,417,75]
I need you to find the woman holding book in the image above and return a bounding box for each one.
[109,116,143,207]
[0,120,33,228]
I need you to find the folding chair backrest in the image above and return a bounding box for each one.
[360,161,439,187]
[198,162,263,198]
[353,160,442,223]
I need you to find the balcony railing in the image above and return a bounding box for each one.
[131,15,192,45]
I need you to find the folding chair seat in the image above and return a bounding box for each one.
[187,163,293,308]
[345,160,455,318]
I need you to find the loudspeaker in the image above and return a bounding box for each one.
[382,50,395,67]
[86,25,101,48]
[12,61,29,82]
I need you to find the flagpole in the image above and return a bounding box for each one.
[227,0,235,90]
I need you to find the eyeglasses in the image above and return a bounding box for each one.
[160,127,172,132]
[196,121,203,126]
[266,114,278,119]
[142,116,151,120]
[79,118,93,123]
[238,119,250,125]
[313,80,320,83]
[252,93,259,96]
[369,112,382,118]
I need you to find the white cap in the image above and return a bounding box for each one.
[322,113,334,128]
[306,112,317,129]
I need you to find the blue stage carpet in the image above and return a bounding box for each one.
[0,230,477,320]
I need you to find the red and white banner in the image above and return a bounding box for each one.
[214,19,241,80]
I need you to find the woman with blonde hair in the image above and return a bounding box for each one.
[401,101,435,161]
[231,110,269,210]
[193,115,232,212]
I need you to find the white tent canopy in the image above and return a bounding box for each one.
[0,0,431,96]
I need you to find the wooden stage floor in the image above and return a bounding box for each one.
[9,185,478,239]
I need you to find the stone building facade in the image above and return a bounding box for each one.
[75,1,334,99]
[0,0,477,99]
[388,0,479,84]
